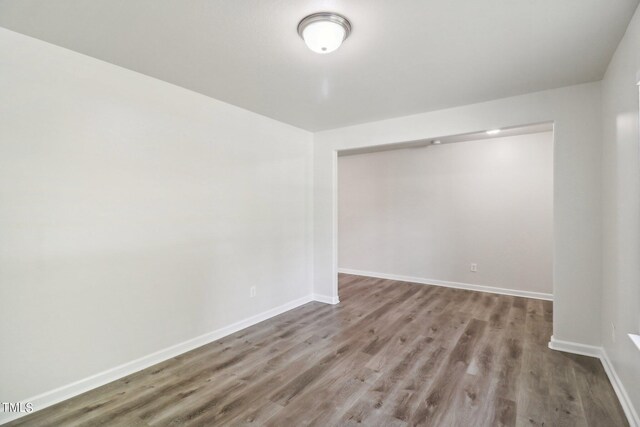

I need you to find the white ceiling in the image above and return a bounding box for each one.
[0,0,637,131]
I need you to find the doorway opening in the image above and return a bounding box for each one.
[336,123,555,302]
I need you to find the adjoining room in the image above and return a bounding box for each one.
[338,124,554,301]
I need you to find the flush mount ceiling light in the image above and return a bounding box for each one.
[486,129,501,135]
[298,12,351,54]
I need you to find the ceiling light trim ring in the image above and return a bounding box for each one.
[297,12,352,41]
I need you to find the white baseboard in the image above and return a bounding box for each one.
[600,348,640,427]
[338,268,553,301]
[0,294,315,425]
[547,335,602,357]
[548,336,639,427]
[313,293,340,305]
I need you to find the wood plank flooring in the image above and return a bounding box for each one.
[8,274,628,426]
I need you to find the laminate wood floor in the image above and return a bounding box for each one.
[9,274,628,426]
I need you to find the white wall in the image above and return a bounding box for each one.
[338,132,553,296]
[4,6,639,421]
[0,27,313,405]
[315,82,602,347]
[601,4,640,420]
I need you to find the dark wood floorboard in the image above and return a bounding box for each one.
[8,274,628,426]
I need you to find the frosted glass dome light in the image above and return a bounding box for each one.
[298,13,351,54]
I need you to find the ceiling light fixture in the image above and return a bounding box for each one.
[431,140,442,144]
[486,129,501,135]
[298,12,351,54]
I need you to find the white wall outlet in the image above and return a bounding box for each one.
[470,263,478,272]
[611,322,616,342]
[250,286,256,298]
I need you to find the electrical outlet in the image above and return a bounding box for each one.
[470,263,478,272]
[250,286,256,298]
[611,322,616,343]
